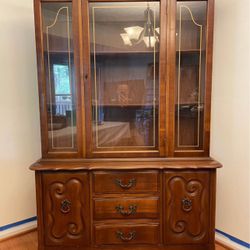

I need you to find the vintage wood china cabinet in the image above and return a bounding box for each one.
[31,0,222,249]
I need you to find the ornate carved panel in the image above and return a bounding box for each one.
[42,172,90,246]
[164,171,210,244]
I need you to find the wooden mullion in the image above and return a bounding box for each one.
[166,0,176,157]
[72,0,84,157]
[82,0,92,158]
[158,0,168,157]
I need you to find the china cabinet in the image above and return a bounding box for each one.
[30,0,221,249]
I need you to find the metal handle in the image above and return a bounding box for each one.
[182,198,192,212]
[60,199,71,214]
[116,231,136,242]
[115,204,137,216]
[115,178,136,189]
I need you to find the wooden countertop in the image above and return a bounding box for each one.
[30,157,222,171]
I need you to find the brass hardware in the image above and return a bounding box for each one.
[60,199,71,214]
[116,230,136,241]
[115,204,137,216]
[182,198,192,212]
[115,178,136,189]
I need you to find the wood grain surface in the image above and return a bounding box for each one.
[0,230,228,250]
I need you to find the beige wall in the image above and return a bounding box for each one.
[0,0,41,226]
[211,0,250,244]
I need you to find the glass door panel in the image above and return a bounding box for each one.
[42,3,77,151]
[175,1,207,150]
[89,2,160,150]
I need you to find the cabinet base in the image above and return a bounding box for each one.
[40,244,215,250]
[32,159,220,250]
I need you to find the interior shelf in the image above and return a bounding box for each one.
[177,48,204,53]
[90,50,204,57]
[46,49,204,55]
[92,103,158,107]
[92,51,159,56]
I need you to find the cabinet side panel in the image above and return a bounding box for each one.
[35,172,45,250]
[34,0,49,158]
[203,0,215,156]
[208,169,216,250]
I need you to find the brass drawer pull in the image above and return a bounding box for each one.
[115,204,137,216]
[116,230,136,242]
[115,178,136,189]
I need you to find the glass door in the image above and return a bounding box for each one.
[41,1,80,155]
[88,2,161,155]
[175,1,207,152]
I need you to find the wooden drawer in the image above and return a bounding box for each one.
[94,223,160,245]
[94,197,159,220]
[93,171,159,194]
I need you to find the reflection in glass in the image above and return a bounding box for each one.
[175,1,207,149]
[89,2,160,149]
[42,3,77,150]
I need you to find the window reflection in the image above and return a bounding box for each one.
[42,3,77,150]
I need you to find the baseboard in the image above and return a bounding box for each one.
[0,217,37,242]
[216,231,250,250]
[216,239,235,250]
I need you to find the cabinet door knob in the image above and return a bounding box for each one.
[60,199,71,214]
[116,231,136,242]
[115,204,137,216]
[115,178,136,189]
[182,198,192,212]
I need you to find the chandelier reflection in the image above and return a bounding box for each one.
[120,4,159,48]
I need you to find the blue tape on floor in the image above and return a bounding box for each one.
[0,216,37,231]
[216,229,250,248]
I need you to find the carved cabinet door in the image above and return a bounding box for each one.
[42,172,90,247]
[164,171,210,245]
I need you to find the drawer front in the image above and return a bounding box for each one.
[94,197,159,219]
[93,171,159,194]
[94,223,160,245]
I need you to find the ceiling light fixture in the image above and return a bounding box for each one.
[120,33,132,46]
[120,4,160,48]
